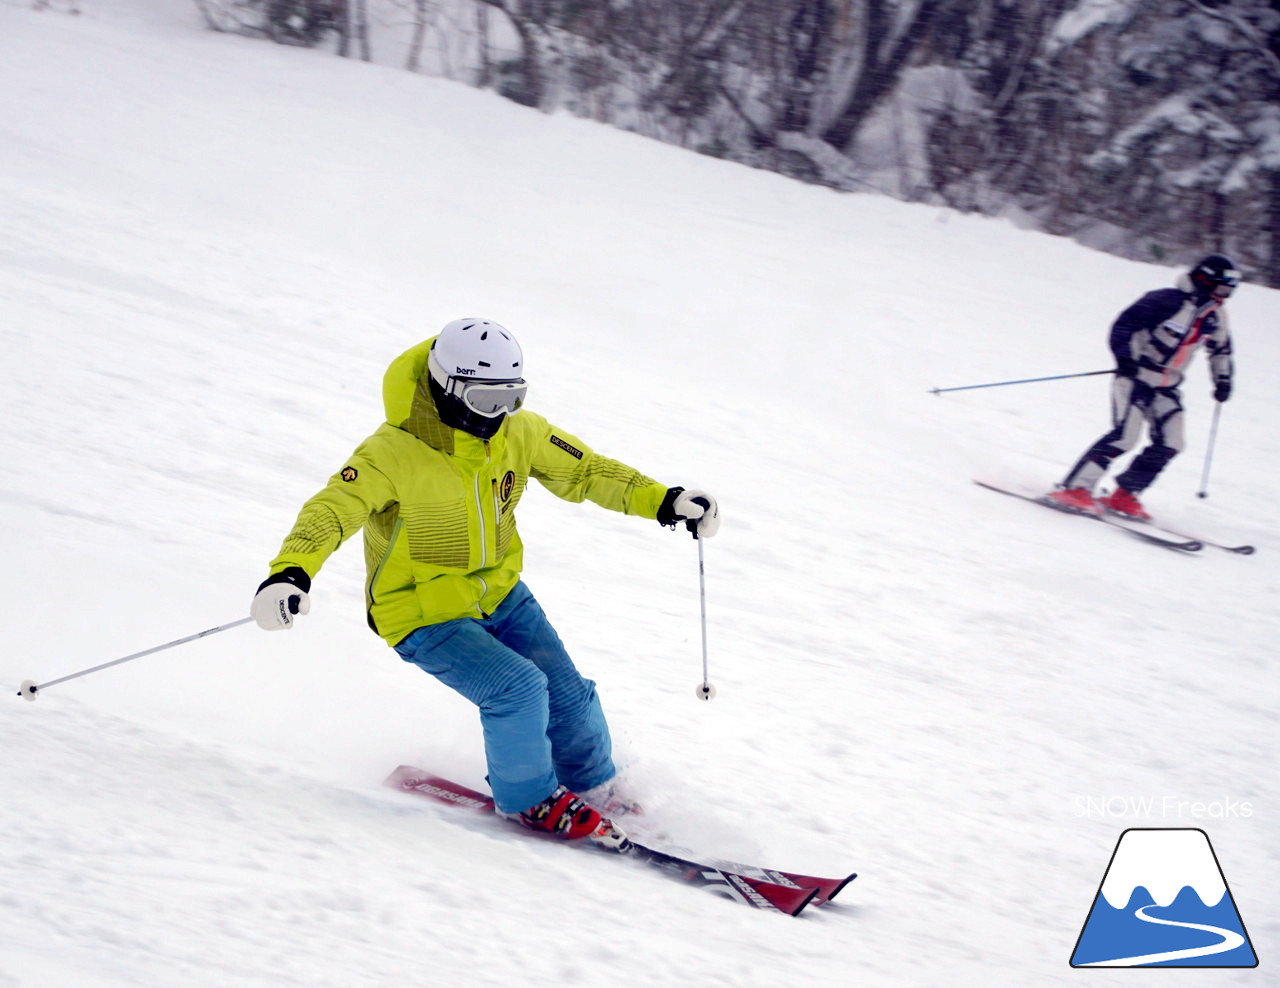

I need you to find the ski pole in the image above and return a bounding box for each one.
[17,616,254,702]
[693,531,715,702]
[1197,401,1224,499]
[929,369,1114,395]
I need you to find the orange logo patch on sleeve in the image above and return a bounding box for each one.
[341,467,358,482]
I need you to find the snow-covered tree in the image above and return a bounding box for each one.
[186,0,1280,286]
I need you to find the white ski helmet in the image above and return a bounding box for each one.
[427,319,526,435]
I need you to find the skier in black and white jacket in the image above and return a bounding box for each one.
[1049,253,1238,520]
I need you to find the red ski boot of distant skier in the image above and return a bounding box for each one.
[514,785,629,850]
[1099,487,1151,521]
[1045,486,1102,515]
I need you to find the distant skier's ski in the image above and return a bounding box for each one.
[974,481,1202,552]
[384,766,853,914]
[1100,512,1256,555]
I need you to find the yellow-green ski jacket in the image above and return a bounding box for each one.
[265,338,670,645]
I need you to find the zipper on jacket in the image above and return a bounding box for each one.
[472,440,493,617]
[473,473,488,571]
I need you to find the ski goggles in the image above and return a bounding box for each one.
[445,376,528,418]
[1197,268,1241,298]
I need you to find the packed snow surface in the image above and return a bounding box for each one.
[1,2,1275,985]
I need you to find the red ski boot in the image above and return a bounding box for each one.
[1099,488,1151,521]
[515,786,629,850]
[1045,487,1101,515]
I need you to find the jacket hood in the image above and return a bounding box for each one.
[383,338,433,425]
[382,337,455,452]
[383,337,510,453]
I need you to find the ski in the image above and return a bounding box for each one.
[708,861,857,906]
[614,843,819,917]
[974,481,1203,552]
[384,765,851,915]
[1102,513,1256,555]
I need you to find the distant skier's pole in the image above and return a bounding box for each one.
[16,616,254,701]
[929,369,1114,395]
[694,534,715,702]
[1197,402,1224,499]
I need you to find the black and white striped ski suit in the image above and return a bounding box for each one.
[1062,284,1233,494]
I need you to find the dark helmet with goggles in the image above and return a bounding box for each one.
[1188,254,1241,300]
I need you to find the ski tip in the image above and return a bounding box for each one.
[382,764,418,789]
[819,873,859,905]
[1147,536,1203,552]
[789,885,821,917]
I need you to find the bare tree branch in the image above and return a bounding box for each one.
[822,0,943,152]
[1178,0,1280,77]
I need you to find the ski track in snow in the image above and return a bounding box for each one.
[1,1,1275,985]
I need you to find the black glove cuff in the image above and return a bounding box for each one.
[257,566,312,595]
[656,487,685,528]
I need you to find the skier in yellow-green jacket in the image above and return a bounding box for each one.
[251,318,719,849]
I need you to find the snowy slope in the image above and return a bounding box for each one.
[1,2,1276,986]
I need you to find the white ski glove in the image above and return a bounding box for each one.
[658,487,721,538]
[251,568,312,631]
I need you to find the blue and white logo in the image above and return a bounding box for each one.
[1071,828,1257,967]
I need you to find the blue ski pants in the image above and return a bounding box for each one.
[393,581,615,814]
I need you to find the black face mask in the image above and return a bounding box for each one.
[429,376,505,440]
[1191,280,1234,304]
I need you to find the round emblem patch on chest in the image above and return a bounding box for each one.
[499,470,516,502]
